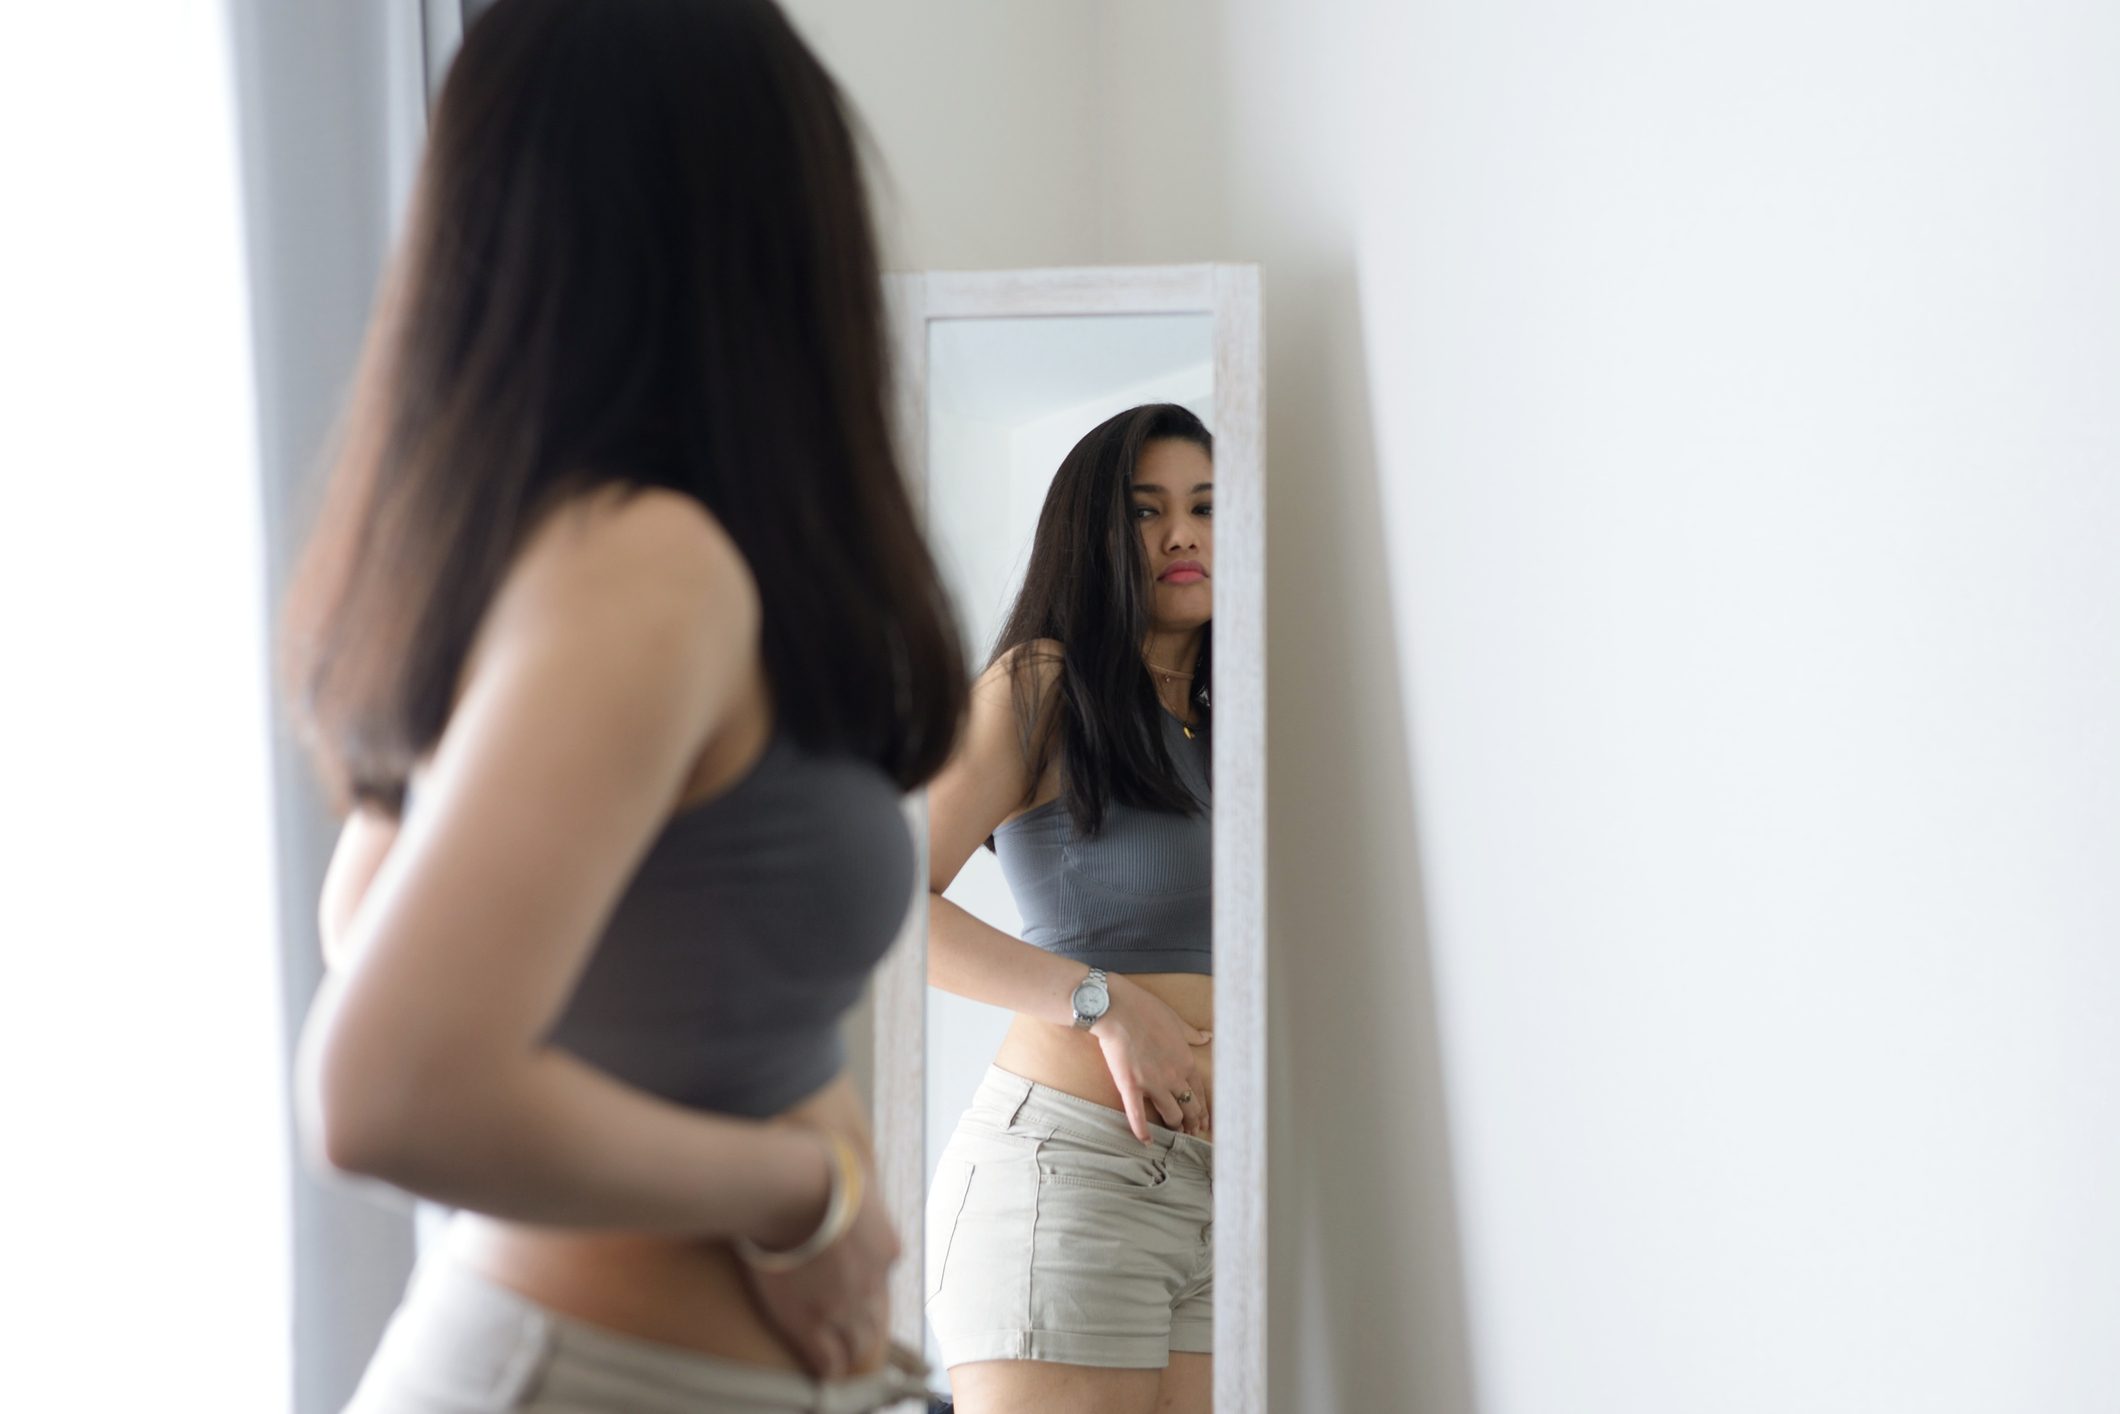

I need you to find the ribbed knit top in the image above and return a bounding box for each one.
[407,726,915,1117]
[991,710,1213,975]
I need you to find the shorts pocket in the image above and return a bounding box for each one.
[924,1156,977,1304]
[1034,1135,1169,1194]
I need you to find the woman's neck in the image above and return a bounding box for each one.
[1143,627,1205,722]
[1142,626,1204,678]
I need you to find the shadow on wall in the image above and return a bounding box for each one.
[1264,256,1481,1414]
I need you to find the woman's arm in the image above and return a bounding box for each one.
[319,808,396,971]
[310,768,830,1242]
[927,895,1103,1026]
[925,643,1095,1022]
[294,488,827,1247]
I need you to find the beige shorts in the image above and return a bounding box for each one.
[344,1248,932,1413]
[924,1065,1214,1371]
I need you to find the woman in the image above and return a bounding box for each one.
[285,2,965,1410]
[923,403,1217,1414]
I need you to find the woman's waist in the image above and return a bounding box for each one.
[438,1072,885,1375]
[995,972,1215,1126]
[991,1030,1217,1104]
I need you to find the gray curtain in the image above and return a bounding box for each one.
[224,3,485,1410]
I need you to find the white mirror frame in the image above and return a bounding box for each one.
[873,264,1267,1413]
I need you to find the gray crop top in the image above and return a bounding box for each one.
[406,726,914,1118]
[991,709,1212,975]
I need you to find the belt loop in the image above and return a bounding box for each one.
[1004,1072,1036,1132]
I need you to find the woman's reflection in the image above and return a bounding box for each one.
[924,403,1216,1414]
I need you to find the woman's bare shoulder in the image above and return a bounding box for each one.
[434,484,763,755]
[508,484,759,620]
[978,637,1065,707]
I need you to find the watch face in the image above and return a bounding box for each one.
[1076,981,1109,1015]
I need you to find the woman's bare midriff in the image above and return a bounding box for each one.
[440,1069,890,1374]
[991,972,1214,1144]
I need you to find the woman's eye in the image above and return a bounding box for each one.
[1132,506,1157,520]
[1196,504,1213,517]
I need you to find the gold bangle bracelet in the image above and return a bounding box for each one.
[735,1130,864,1273]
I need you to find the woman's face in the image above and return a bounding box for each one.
[1131,437,1213,630]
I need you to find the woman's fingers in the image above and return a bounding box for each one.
[807,1323,850,1381]
[1119,1086,1154,1144]
[1183,1090,1210,1136]
[835,1311,880,1368]
[1146,1087,1185,1131]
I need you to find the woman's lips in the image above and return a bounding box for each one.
[1161,563,1207,584]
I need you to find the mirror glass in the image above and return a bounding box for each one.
[921,311,1219,1398]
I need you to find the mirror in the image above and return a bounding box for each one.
[874,265,1264,1414]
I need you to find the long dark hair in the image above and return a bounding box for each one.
[985,403,1213,849]
[279,0,967,815]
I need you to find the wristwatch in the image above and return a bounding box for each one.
[1070,967,1111,1030]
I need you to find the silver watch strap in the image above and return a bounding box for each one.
[1071,967,1109,1029]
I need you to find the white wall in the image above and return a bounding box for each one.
[779,0,1103,271]
[1336,5,2120,1409]
[793,1,2120,1409]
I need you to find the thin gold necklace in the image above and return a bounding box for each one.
[1145,659,1202,737]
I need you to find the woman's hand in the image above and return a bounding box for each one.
[738,1130,901,1380]
[1090,975,1214,1142]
